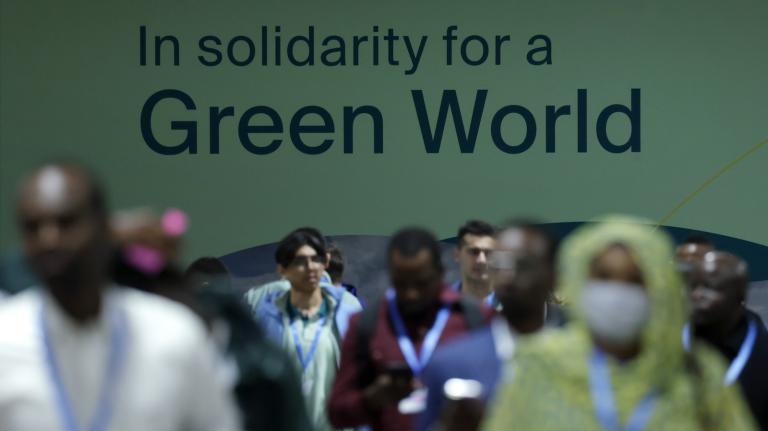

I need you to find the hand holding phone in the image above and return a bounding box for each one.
[385,363,414,383]
[363,363,415,410]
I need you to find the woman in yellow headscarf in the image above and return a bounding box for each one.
[482,216,756,431]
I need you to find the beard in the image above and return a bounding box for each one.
[397,299,432,318]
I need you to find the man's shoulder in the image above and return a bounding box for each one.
[345,304,368,329]
[424,326,497,396]
[330,284,362,312]
[0,288,37,315]
[243,279,290,308]
[0,290,39,345]
[690,341,747,390]
[433,326,494,367]
[118,288,208,344]
[745,308,768,362]
[746,308,767,333]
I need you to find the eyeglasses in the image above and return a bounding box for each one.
[289,254,326,267]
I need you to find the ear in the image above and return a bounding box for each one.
[277,264,287,278]
[453,247,461,262]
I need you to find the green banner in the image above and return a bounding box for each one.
[1,0,766,261]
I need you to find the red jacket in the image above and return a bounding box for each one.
[328,287,493,431]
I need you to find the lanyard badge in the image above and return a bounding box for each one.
[40,300,128,431]
[589,349,657,431]
[288,301,329,372]
[682,318,757,385]
[385,288,450,376]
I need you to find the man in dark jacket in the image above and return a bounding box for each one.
[688,251,768,430]
[328,227,492,431]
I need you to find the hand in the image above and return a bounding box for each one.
[439,398,485,431]
[363,374,414,411]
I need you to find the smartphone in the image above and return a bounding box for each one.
[384,363,414,382]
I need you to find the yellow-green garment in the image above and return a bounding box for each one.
[483,216,757,431]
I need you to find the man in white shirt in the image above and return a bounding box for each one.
[0,163,240,431]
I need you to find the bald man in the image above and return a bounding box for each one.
[688,251,768,430]
[0,163,240,431]
[676,235,715,261]
[675,235,715,282]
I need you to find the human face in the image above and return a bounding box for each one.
[676,243,714,262]
[278,245,326,293]
[489,228,552,316]
[455,234,495,285]
[583,244,650,351]
[390,249,443,317]
[687,253,746,326]
[17,167,109,288]
[675,243,714,282]
[589,244,645,286]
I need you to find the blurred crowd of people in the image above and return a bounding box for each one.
[0,162,766,431]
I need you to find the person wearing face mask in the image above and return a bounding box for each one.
[327,227,493,431]
[482,215,757,431]
[686,251,768,430]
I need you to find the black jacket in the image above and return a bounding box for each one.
[703,309,768,430]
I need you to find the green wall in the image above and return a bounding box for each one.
[2,0,766,261]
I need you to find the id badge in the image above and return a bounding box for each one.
[302,379,314,396]
[397,387,428,414]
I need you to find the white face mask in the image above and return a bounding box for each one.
[580,280,650,346]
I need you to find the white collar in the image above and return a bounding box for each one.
[490,317,516,360]
[40,286,119,335]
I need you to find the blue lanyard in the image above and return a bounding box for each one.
[450,281,461,292]
[589,349,657,431]
[288,304,328,372]
[682,318,757,385]
[681,323,692,351]
[40,300,128,431]
[485,291,496,306]
[385,288,450,376]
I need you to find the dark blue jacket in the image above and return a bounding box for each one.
[417,324,502,431]
[418,304,566,431]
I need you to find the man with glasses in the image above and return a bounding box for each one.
[245,229,362,431]
[452,220,496,304]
